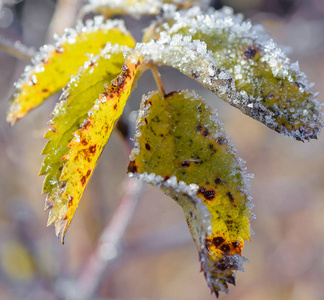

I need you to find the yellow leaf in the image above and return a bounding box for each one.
[55,53,146,242]
[7,17,135,125]
[38,44,132,235]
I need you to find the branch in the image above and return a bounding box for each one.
[0,34,35,61]
[63,176,143,300]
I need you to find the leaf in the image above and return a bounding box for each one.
[39,44,132,238]
[128,90,253,296]
[84,0,210,18]
[52,52,146,242]
[141,7,323,141]
[7,16,135,125]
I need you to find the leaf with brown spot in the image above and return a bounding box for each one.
[142,7,323,141]
[40,44,136,242]
[128,90,252,296]
[54,52,147,242]
[7,17,135,125]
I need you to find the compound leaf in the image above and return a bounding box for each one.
[128,90,253,296]
[53,53,146,242]
[141,7,323,141]
[7,16,135,125]
[39,44,132,238]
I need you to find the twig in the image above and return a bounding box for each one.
[0,34,35,61]
[150,63,166,96]
[63,176,143,300]
[46,0,81,41]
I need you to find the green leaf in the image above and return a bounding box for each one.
[39,44,132,239]
[128,90,252,296]
[141,7,323,141]
[52,52,146,242]
[7,17,135,125]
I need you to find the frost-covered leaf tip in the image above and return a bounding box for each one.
[128,90,253,296]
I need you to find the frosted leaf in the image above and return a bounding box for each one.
[128,90,253,296]
[142,6,323,141]
[50,52,146,242]
[7,17,134,124]
[40,44,134,242]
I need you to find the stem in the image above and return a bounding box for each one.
[150,64,166,96]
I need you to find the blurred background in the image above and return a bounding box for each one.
[0,0,324,299]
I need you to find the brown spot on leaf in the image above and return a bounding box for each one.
[127,161,137,173]
[82,120,91,130]
[217,263,229,271]
[196,124,203,132]
[60,182,66,189]
[145,143,151,150]
[216,137,225,145]
[244,46,257,59]
[86,169,91,177]
[227,192,234,202]
[89,145,97,154]
[181,161,190,168]
[214,178,222,185]
[81,176,86,186]
[55,46,64,54]
[198,187,216,200]
[163,175,170,182]
[81,139,88,146]
[202,129,209,137]
[213,236,225,247]
[67,196,74,208]
[113,104,117,110]
[144,99,152,107]
[191,70,200,79]
[220,244,230,253]
[42,88,48,93]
